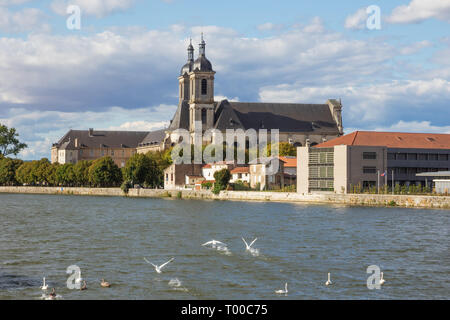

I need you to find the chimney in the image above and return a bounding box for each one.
[89,128,94,137]
[306,139,311,147]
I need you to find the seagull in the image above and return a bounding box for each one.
[40,277,48,290]
[242,237,257,251]
[144,257,175,274]
[275,282,288,295]
[202,240,226,248]
[379,272,385,285]
[325,273,332,286]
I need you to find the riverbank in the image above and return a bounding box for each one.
[1,186,449,209]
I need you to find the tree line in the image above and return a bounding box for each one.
[0,150,173,188]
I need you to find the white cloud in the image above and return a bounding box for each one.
[399,40,433,55]
[51,0,135,18]
[259,79,450,128]
[0,7,50,33]
[257,22,284,32]
[387,0,450,24]
[371,120,450,134]
[344,8,367,30]
[0,0,33,6]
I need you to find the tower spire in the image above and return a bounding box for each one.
[187,37,194,61]
[199,33,206,56]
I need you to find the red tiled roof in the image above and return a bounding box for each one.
[231,167,250,174]
[315,131,450,150]
[202,164,212,168]
[279,156,297,167]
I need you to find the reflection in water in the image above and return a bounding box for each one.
[0,193,449,300]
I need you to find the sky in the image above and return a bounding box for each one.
[0,0,449,160]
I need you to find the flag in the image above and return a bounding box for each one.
[381,171,386,177]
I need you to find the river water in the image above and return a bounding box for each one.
[0,193,448,300]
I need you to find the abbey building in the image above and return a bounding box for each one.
[155,35,344,151]
[52,35,344,165]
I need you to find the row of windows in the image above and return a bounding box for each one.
[388,167,449,175]
[309,166,334,178]
[309,152,334,165]
[388,153,449,161]
[309,179,334,190]
[80,149,132,157]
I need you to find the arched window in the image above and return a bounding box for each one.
[202,109,207,123]
[201,79,207,95]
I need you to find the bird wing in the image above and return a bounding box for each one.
[202,241,213,246]
[143,257,156,268]
[242,237,249,248]
[249,238,258,247]
[159,258,174,269]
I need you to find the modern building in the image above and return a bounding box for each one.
[297,131,450,194]
[416,171,450,194]
[51,129,149,167]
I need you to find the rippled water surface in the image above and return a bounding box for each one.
[0,193,449,300]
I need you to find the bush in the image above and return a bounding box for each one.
[121,180,132,194]
[212,168,231,194]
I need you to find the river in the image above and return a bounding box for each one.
[0,193,448,299]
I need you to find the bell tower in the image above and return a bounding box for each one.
[188,34,216,134]
[179,39,194,103]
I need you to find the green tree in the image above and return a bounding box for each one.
[73,160,91,186]
[279,142,297,156]
[0,123,27,157]
[89,157,122,187]
[55,163,75,186]
[213,168,231,194]
[0,157,23,186]
[15,161,34,185]
[122,153,157,187]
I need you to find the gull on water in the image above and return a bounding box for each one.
[40,277,48,290]
[242,237,259,255]
[379,272,385,285]
[275,283,288,295]
[325,273,332,286]
[202,240,226,248]
[144,257,174,274]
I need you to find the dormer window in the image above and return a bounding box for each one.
[201,79,207,95]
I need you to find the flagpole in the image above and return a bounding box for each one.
[385,171,387,194]
[377,170,380,194]
[392,170,394,195]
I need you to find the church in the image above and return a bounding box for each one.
[137,35,344,154]
[51,35,345,167]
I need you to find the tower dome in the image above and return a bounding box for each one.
[180,38,195,75]
[193,33,213,72]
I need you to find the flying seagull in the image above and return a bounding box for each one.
[202,240,226,247]
[242,237,258,250]
[144,257,174,274]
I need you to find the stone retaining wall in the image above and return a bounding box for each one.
[0,186,449,209]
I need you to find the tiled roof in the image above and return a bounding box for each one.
[315,131,450,150]
[279,156,297,167]
[231,167,250,174]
